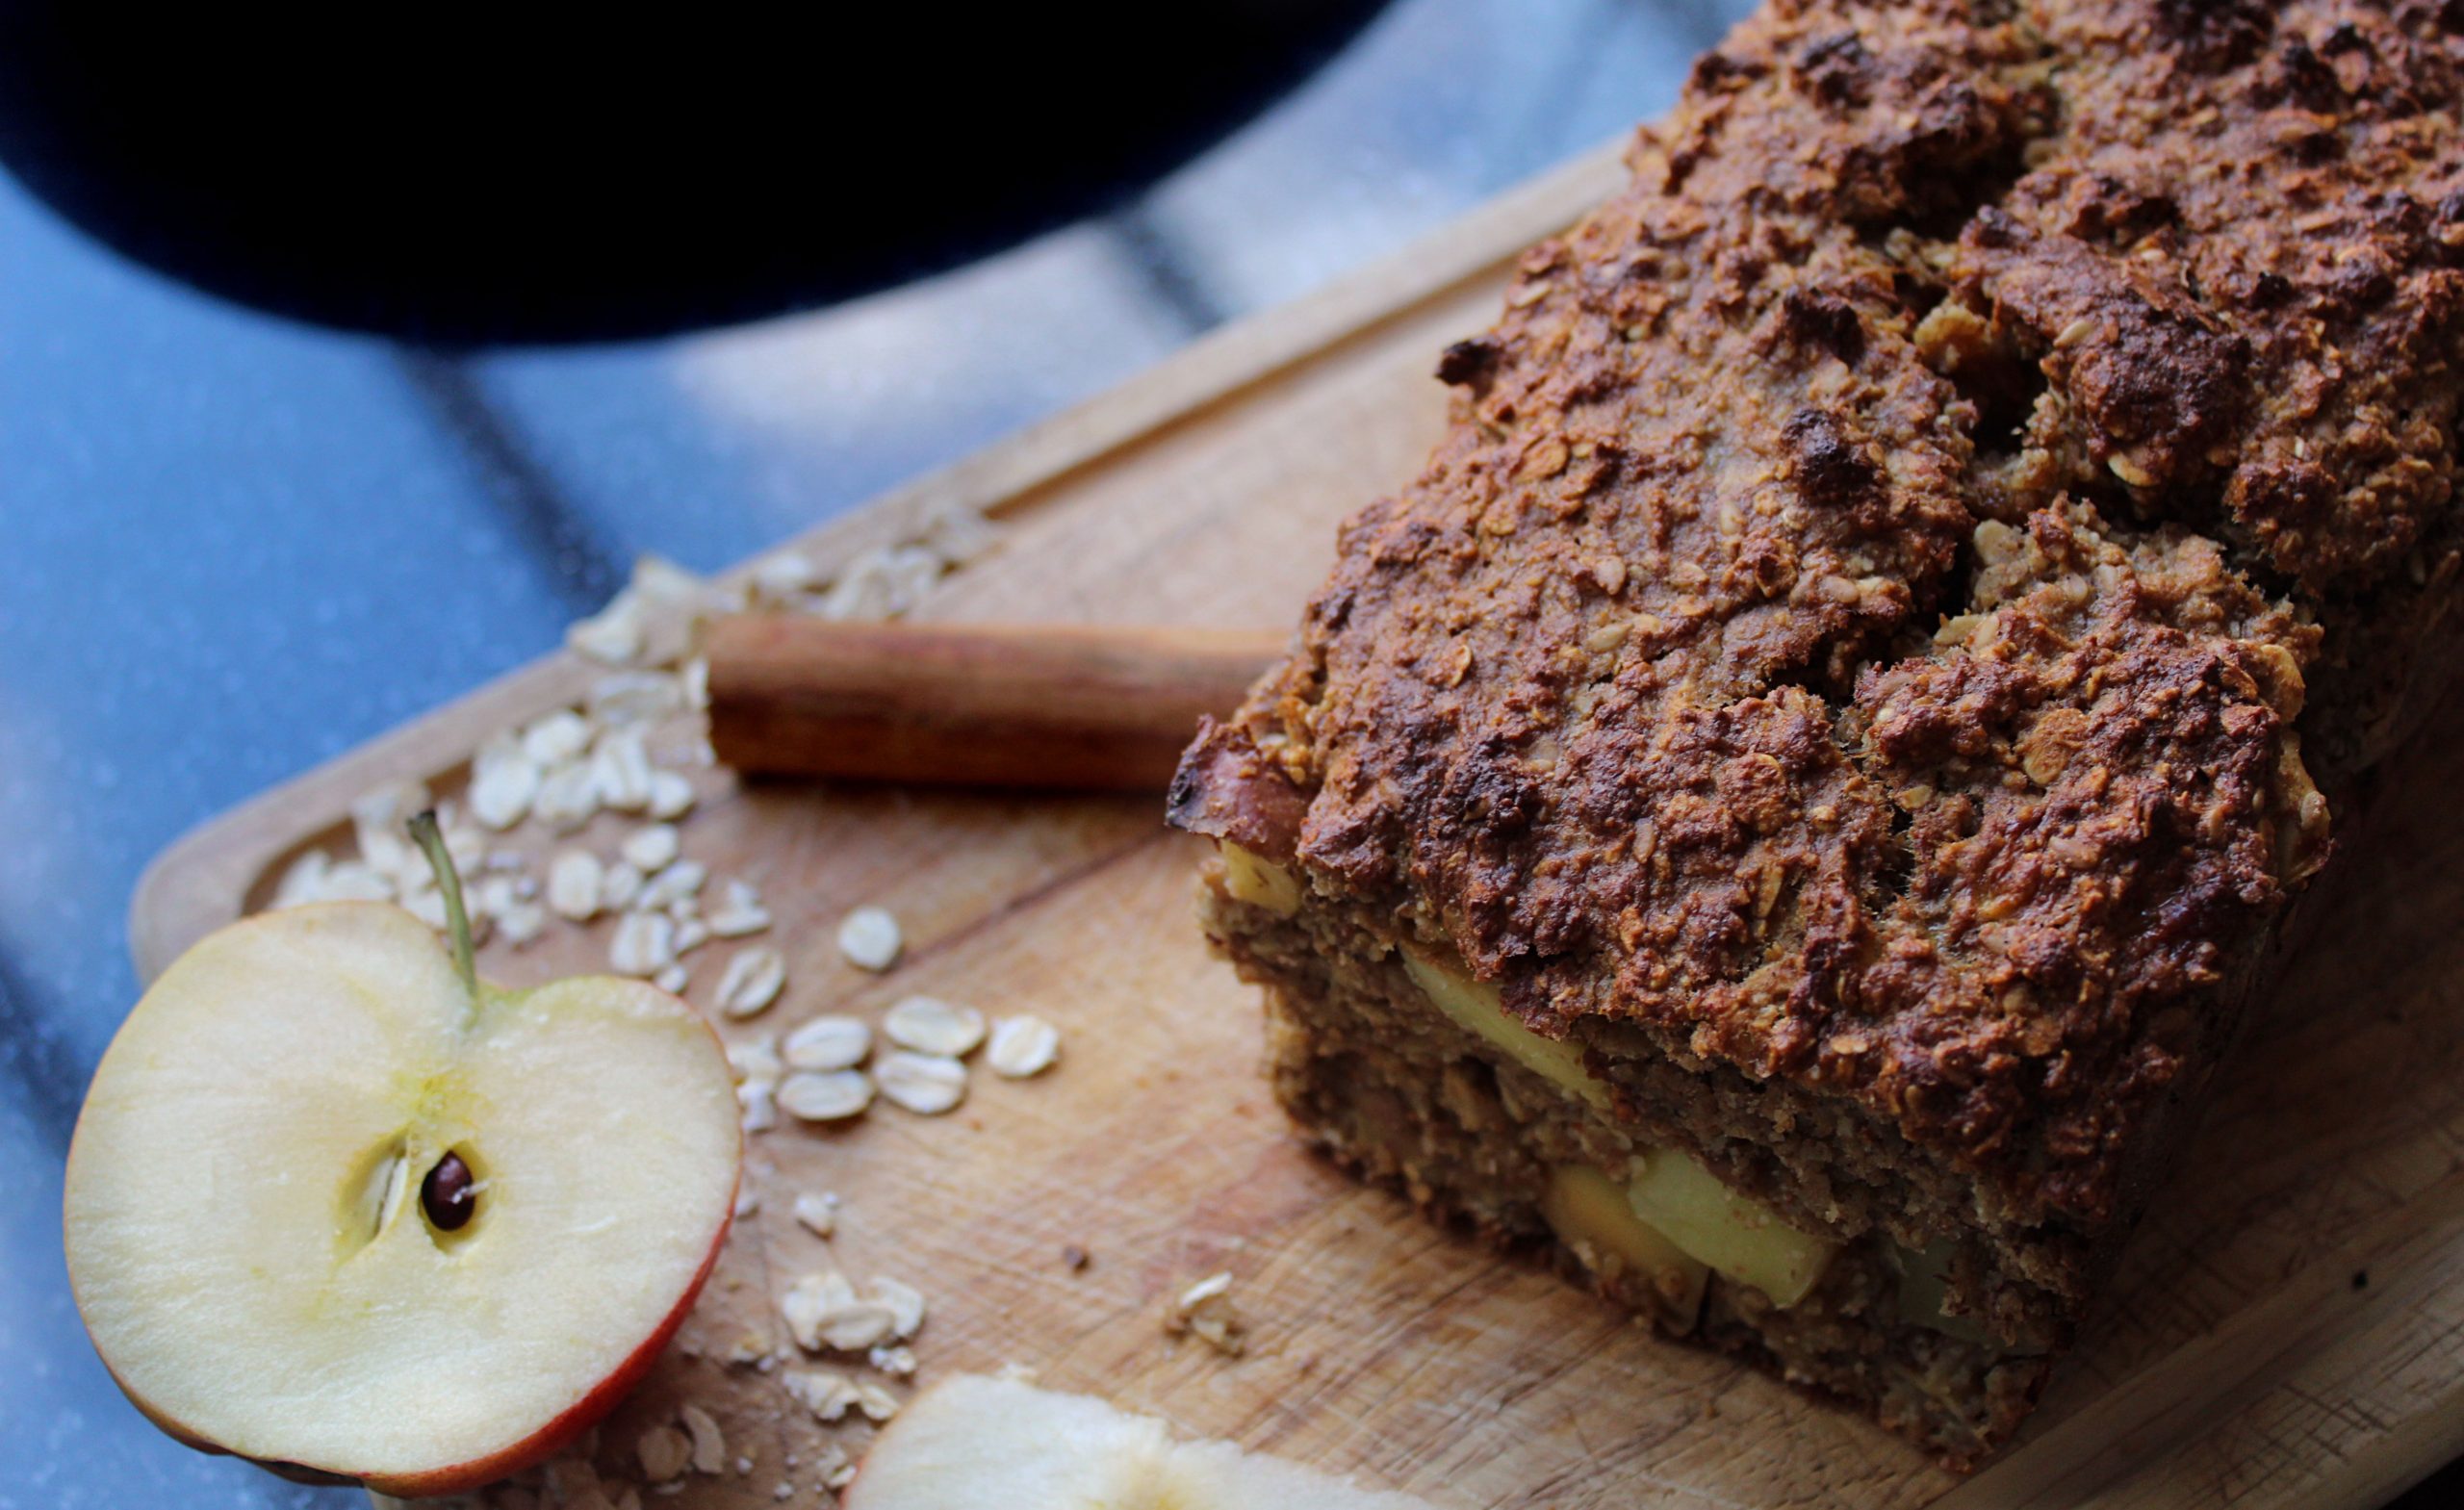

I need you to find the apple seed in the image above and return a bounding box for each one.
[422,1152,478,1232]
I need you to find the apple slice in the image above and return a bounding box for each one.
[64,813,741,1497]
[846,1373,1433,1509]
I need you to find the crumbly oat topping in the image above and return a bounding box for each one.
[1166,0,2464,1241]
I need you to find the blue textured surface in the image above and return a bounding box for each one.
[2,3,2450,1505]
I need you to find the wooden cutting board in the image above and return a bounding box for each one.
[132,141,2464,1510]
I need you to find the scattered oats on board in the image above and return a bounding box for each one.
[620,822,680,872]
[609,911,677,977]
[270,849,334,909]
[868,1343,918,1377]
[591,668,687,728]
[494,898,546,947]
[854,1377,904,1422]
[640,857,706,910]
[472,874,520,918]
[532,759,601,831]
[349,779,427,878]
[783,1271,897,1352]
[680,1404,728,1475]
[783,1013,871,1069]
[814,1442,858,1492]
[751,550,819,601]
[590,727,655,810]
[636,1423,692,1483]
[792,1191,840,1238]
[468,737,541,831]
[738,1081,779,1135]
[653,962,689,995]
[871,1276,927,1338]
[779,1070,874,1122]
[874,1051,966,1115]
[706,879,772,937]
[882,996,986,1058]
[602,859,646,910]
[835,906,902,971]
[987,1013,1062,1078]
[1167,1270,1247,1356]
[566,591,646,666]
[729,1035,784,1088]
[783,1368,861,1422]
[568,554,726,669]
[321,858,396,902]
[720,1329,774,1368]
[716,945,788,1019]
[521,708,592,766]
[545,850,604,920]
[646,768,696,820]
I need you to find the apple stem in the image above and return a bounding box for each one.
[406,809,478,1002]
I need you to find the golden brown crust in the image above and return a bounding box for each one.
[1176,0,2458,1240]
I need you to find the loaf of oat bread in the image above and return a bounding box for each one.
[1169,0,2464,1466]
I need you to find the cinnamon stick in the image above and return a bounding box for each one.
[704,617,1284,792]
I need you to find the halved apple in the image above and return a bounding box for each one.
[845,1373,1433,1509]
[64,816,741,1497]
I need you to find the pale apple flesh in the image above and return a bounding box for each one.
[845,1373,1435,1509]
[64,901,741,1496]
[1397,949,1844,1307]
[1538,1164,1710,1326]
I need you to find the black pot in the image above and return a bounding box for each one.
[0,3,1390,344]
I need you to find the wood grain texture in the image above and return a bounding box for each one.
[129,136,2464,1509]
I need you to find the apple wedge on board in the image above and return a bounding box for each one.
[64,816,742,1497]
[844,1373,1433,1508]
